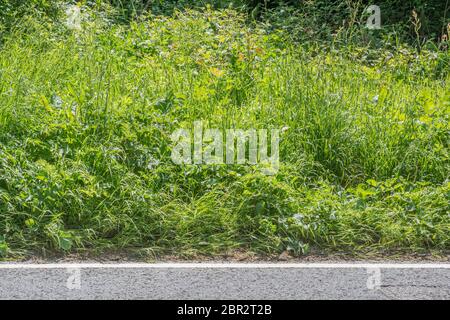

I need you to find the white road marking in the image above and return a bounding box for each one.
[0,263,449,269]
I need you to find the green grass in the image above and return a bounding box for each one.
[0,6,449,258]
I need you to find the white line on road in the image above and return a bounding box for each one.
[0,263,449,269]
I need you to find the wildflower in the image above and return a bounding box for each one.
[372,95,379,104]
[210,67,224,78]
[65,5,81,31]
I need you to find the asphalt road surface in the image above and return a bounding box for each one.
[0,263,449,300]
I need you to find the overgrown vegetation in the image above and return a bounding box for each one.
[0,1,448,259]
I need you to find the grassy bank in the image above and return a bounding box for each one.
[0,6,449,258]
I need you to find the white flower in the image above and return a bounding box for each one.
[372,95,379,103]
[66,5,81,31]
[52,95,62,109]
